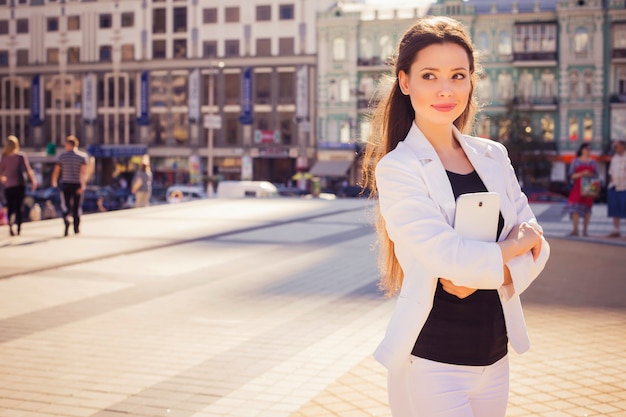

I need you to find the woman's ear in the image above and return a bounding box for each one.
[398,70,409,95]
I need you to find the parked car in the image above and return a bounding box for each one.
[82,186,122,212]
[337,185,371,198]
[216,181,279,198]
[166,184,207,203]
[274,185,308,197]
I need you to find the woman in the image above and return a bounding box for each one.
[564,143,598,236]
[0,135,38,236]
[362,16,550,417]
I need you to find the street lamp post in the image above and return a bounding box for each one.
[206,61,224,180]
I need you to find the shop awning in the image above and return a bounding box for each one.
[87,144,147,158]
[309,160,352,177]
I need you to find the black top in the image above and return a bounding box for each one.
[411,170,508,366]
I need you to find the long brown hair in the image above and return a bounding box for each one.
[362,16,480,296]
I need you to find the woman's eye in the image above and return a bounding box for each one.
[422,73,435,80]
[453,73,466,80]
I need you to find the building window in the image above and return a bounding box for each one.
[380,35,393,62]
[121,44,134,61]
[16,18,29,34]
[278,37,294,56]
[99,13,112,29]
[153,40,166,59]
[498,31,511,55]
[333,38,346,61]
[255,72,271,104]
[68,46,80,63]
[477,31,489,53]
[17,49,28,66]
[569,71,579,98]
[47,17,59,32]
[540,72,556,97]
[541,115,554,141]
[0,20,8,35]
[68,15,80,31]
[279,4,294,20]
[173,7,187,33]
[256,5,271,21]
[203,41,217,57]
[224,115,240,146]
[583,116,593,141]
[203,8,217,24]
[224,72,241,105]
[613,24,626,49]
[569,116,579,141]
[584,70,593,97]
[173,39,187,58]
[121,12,134,28]
[497,72,513,100]
[225,40,239,57]
[279,114,293,144]
[0,50,8,67]
[278,71,294,104]
[574,27,589,57]
[47,48,59,64]
[153,9,166,34]
[99,45,112,62]
[339,78,350,102]
[256,38,271,56]
[225,7,240,23]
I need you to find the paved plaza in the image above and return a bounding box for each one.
[0,198,625,417]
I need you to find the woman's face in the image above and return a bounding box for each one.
[581,145,590,157]
[398,42,471,132]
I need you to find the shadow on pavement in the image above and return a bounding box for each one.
[521,238,626,310]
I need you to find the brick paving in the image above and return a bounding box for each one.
[0,199,624,417]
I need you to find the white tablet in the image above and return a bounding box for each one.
[453,192,501,242]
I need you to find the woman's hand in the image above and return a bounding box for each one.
[439,278,477,299]
[508,222,543,260]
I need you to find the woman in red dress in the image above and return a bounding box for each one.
[564,143,599,236]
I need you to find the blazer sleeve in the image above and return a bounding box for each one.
[375,155,505,290]
[499,144,550,298]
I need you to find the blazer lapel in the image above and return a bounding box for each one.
[403,124,456,224]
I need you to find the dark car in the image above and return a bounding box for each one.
[82,186,122,213]
[337,185,371,198]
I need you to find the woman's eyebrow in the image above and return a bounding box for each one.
[417,67,468,72]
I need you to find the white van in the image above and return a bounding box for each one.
[216,181,279,198]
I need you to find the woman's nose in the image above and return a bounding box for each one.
[438,80,452,96]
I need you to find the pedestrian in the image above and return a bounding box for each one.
[606,140,626,237]
[563,142,599,237]
[131,154,152,208]
[0,135,38,236]
[361,16,550,417]
[51,135,88,236]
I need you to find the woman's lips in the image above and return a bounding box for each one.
[432,104,457,112]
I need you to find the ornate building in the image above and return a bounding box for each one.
[317,0,625,191]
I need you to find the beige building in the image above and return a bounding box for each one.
[0,0,333,188]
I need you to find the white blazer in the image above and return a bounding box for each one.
[374,123,550,373]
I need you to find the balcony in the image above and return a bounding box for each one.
[612,49,626,60]
[512,51,557,63]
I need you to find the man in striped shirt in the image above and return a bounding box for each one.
[51,136,89,236]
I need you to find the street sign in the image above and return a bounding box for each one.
[203,114,222,129]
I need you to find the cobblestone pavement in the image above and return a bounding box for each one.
[0,199,624,417]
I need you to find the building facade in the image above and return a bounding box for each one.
[317,0,626,191]
[3,0,626,192]
[0,0,334,188]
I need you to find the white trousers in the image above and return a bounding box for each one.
[387,355,509,417]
